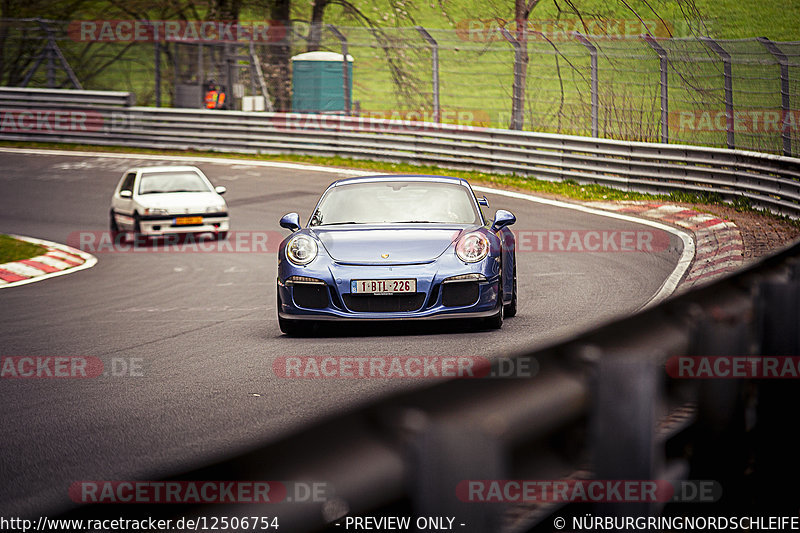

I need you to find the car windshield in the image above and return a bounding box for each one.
[309,181,481,226]
[138,171,211,194]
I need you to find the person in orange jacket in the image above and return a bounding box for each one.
[204,80,219,109]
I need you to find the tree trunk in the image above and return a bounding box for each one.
[514,0,530,120]
[307,0,329,52]
[269,0,292,111]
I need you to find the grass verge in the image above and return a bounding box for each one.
[0,235,47,264]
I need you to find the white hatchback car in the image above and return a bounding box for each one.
[110,165,230,240]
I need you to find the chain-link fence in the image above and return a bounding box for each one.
[2,18,800,157]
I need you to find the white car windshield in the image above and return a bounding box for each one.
[309,181,481,226]
[138,172,211,194]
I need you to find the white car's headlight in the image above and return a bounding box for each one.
[456,232,490,263]
[286,235,318,265]
[143,207,169,216]
[206,205,226,214]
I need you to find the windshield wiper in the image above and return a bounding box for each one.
[320,221,364,226]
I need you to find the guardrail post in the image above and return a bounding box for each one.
[643,34,669,144]
[500,27,524,130]
[409,416,505,531]
[593,354,659,517]
[758,37,792,156]
[574,32,599,138]
[327,25,351,116]
[754,265,800,512]
[416,26,440,123]
[687,316,750,504]
[701,37,734,149]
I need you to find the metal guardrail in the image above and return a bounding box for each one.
[54,239,800,531]
[0,87,135,107]
[1,88,799,218]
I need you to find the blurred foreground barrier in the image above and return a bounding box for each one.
[52,238,800,531]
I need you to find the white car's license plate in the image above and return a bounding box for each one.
[351,279,416,294]
[175,216,203,225]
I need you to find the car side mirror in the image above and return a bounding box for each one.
[215,186,227,195]
[478,196,489,207]
[491,209,515,231]
[119,190,132,198]
[280,213,301,232]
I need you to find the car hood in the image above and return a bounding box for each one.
[311,225,477,264]
[136,192,225,211]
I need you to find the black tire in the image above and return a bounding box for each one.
[504,261,518,318]
[277,293,309,336]
[484,285,504,330]
[129,213,146,245]
[109,210,121,239]
[278,315,306,336]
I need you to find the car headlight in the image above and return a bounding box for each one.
[206,205,226,214]
[456,232,490,263]
[286,235,318,265]
[143,207,169,216]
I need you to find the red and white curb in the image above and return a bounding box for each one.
[0,235,97,289]
[586,202,743,292]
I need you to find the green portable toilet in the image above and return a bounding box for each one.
[291,51,353,113]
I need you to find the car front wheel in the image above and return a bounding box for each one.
[109,210,121,239]
[484,284,504,330]
[504,262,517,318]
[277,293,310,337]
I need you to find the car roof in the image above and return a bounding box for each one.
[126,165,203,174]
[329,174,471,188]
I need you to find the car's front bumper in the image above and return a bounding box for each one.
[138,215,229,236]
[277,260,502,322]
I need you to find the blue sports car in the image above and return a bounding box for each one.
[276,175,517,335]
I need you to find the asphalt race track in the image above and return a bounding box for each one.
[0,149,685,517]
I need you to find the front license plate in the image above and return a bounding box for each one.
[175,216,203,225]
[351,279,416,294]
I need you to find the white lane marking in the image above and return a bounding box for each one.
[0,147,367,176]
[0,147,693,304]
[0,235,98,289]
[528,272,586,277]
